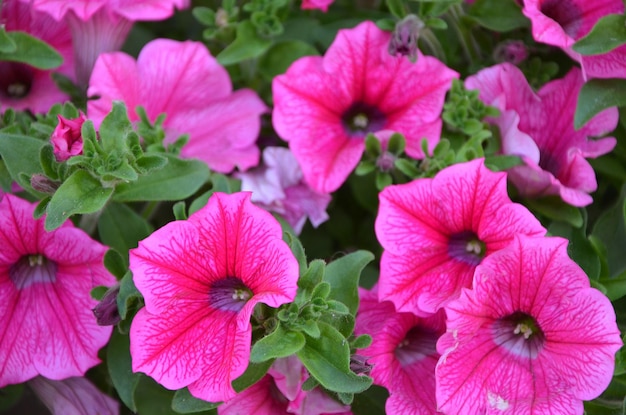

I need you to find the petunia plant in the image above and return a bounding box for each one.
[2,0,626,414]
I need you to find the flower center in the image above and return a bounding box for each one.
[394,326,439,367]
[342,102,386,138]
[0,62,34,99]
[538,151,560,177]
[208,277,252,312]
[448,231,486,266]
[492,311,545,359]
[540,0,583,38]
[9,254,57,290]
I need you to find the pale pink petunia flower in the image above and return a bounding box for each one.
[88,39,267,173]
[238,147,331,234]
[1,0,74,112]
[29,376,119,415]
[436,235,623,415]
[355,286,444,415]
[466,63,618,206]
[272,21,458,193]
[30,0,190,86]
[301,0,334,12]
[523,0,626,79]
[0,194,115,387]
[375,158,546,316]
[129,192,299,402]
[51,112,87,161]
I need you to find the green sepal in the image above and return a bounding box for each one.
[295,259,325,305]
[352,334,373,349]
[99,101,133,153]
[90,286,108,300]
[117,271,142,321]
[39,144,59,180]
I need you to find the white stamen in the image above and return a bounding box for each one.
[465,240,482,255]
[28,254,44,267]
[514,323,533,339]
[353,114,369,129]
[8,83,26,97]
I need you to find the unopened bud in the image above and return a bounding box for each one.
[30,174,60,194]
[493,40,528,65]
[51,112,87,162]
[350,354,373,375]
[388,15,425,63]
[92,285,121,326]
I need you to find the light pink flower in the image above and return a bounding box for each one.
[88,39,267,173]
[436,235,623,414]
[466,63,617,206]
[0,0,73,112]
[523,0,626,79]
[301,0,334,12]
[355,286,444,415]
[31,0,190,86]
[129,192,299,402]
[375,158,546,316]
[51,112,86,161]
[272,21,458,193]
[238,147,331,234]
[29,376,119,415]
[0,194,115,387]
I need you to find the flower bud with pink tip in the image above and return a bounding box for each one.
[51,112,86,162]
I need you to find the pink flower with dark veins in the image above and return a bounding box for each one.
[523,0,626,79]
[466,63,618,206]
[375,158,546,316]
[129,192,299,402]
[51,112,87,161]
[0,0,74,112]
[301,0,334,12]
[273,21,458,193]
[238,147,331,234]
[436,235,623,415]
[88,39,267,173]
[0,194,115,387]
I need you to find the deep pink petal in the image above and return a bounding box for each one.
[113,0,190,21]
[218,375,290,415]
[29,376,119,415]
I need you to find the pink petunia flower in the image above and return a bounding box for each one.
[129,192,299,402]
[30,0,189,87]
[375,158,546,316]
[523,0,626,79]
[1,0,74,112]
[436,235,623,414]
[238,147,331,234]
[301,0,334,12]
[355,286,444,415]
[29,376,119,415]
[272,21,458,193]
[466,63,617,206]
[0,194,115,387]
[88,39,267,173]
[51,112,86,161]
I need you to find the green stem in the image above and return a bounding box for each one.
[420,28,446,62]
[140,201,161,221]
[447,3,479,66]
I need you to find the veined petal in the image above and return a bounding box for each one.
[29,376,119,415]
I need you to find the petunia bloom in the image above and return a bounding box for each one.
[31,0,190,87]
[355,286,444,415]
[301,0,334,12]
[465,63,617,206]
[51,112,86,161]
[272,21,458,193]
[29,376,119,415]
[88,39,267,173]
[523,0,626,79]
[436,235,623,414]
[238,147,331,234]
[1,0,74,112]
[375,158,546,316]
[0,194,115,387]
[129,192,299,402]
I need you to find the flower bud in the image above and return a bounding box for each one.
[388,15,425,63]
[30,174,60,194]
[92,285,121,326]
[493,40,528,65]
[51,113,87,162]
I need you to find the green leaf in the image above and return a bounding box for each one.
[250,323,305,362]
[117,271,141,320]
[99,101,133,152]
[90,285,108,300]
[45,170,113,231]
[171,388,219,414]
[113,155,210,202]
[0,384,23,412]
[525,197,583,228]
[0,133,45,190]
[386,0,406,18]
[599,272,626,301]
[592,184,626,277]
[324,251,374,315]
[0,31,62,69]
[217,21,272,66]
[297,322,372,394]
[573,14,626,56]
[135,377,215,415]
[467,0,528,32]
[232,359,274,392]
[104,249,128,280]
[98,202,153,254]
[351,385,389,415]
[107,331,142,412]
[0,27,17,53]
[259,40,318,79]
[575,78,626,130]
[136,154,168,174]
[296,259,326,305]
[285,232,308,276]
[484,154,523,171]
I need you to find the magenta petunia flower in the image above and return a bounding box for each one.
[129,192,299,402]
[51,112,86,161]
[436,235,623,414]
[0,194,115,387]
[238,147,331,234]
[31,0,189,86]
[355,286,444,415]
[272,21,458,193]
[466,63,617,206]
[29,376,119,415]
[301,0,334,12]
[523,0,626,79]
[1,0,74,112]
[88,39,267,173]
[375,158,546,316]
